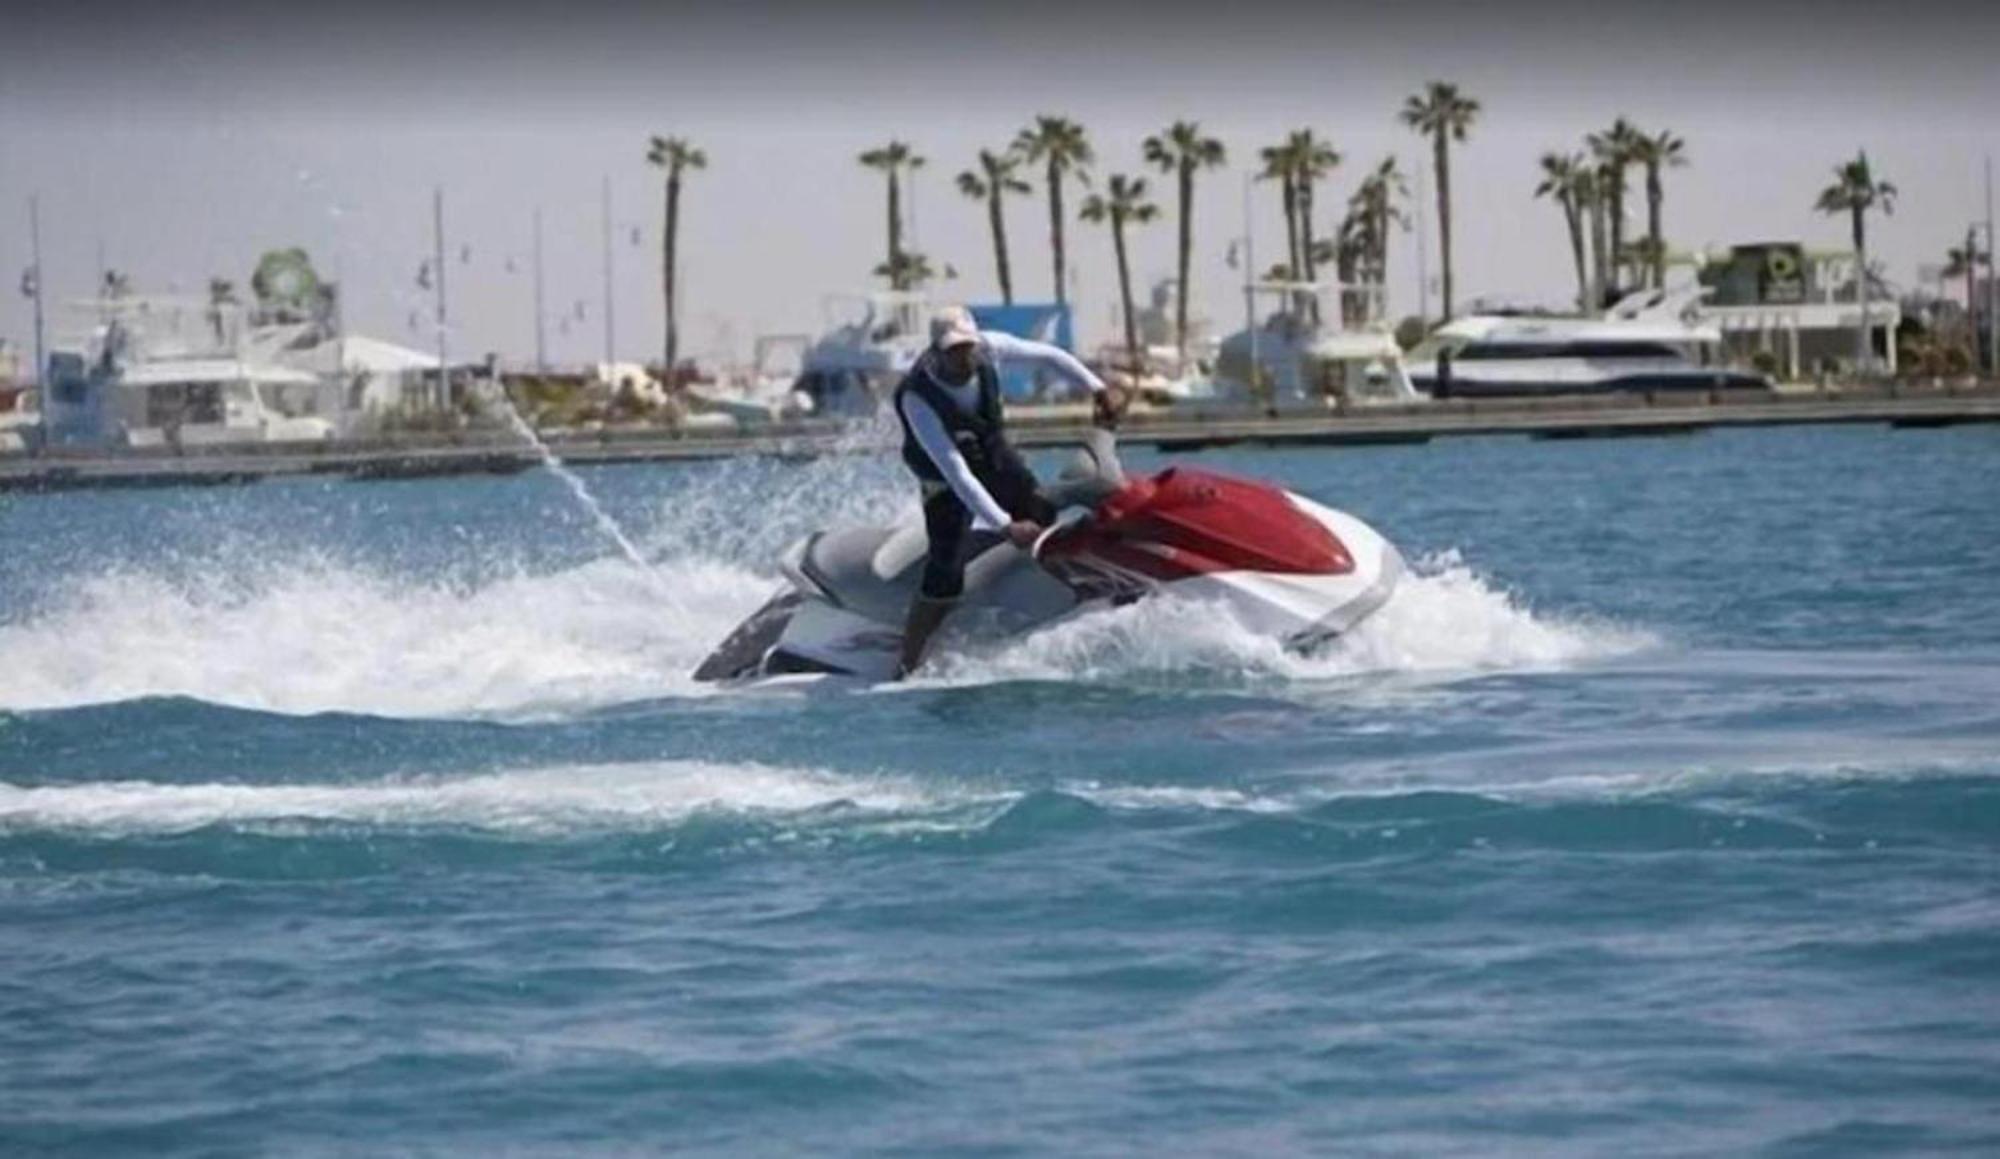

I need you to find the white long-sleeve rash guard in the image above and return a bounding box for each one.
[898,331,1108,532]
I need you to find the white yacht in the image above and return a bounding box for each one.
[1407,289,1771,398]
[792,292,932,417]
[684,334,814,427]
[1213,280,1424,408]
[40,297,337,449]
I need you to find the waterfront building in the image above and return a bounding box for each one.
[1691,243,1902,379]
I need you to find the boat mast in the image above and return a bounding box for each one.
[533,205,548,374]
[1414,160,1430,327]
[433,186,448,411]
[28,195,46,388]
[1986,155,1996,377]
[601,175,615,366]
[1242,171,1257,394]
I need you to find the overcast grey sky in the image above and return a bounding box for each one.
[4,1,1997,366]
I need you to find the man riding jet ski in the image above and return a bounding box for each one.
[693,312,1403,682]
[888,306,1124,677]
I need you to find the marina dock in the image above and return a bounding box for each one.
[4,384,1997,494]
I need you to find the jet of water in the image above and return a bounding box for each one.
[485,383,680,609]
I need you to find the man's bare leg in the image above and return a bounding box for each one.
[896,595,957,679]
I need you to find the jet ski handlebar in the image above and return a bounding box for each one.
[1030,430,1127,561]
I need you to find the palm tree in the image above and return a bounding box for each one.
[1142,121,1226,365]
[1014,116,1094,306]
[1257,139,1303,279]
[1943,227,1988,353]
[1079,174,1159,372]
[872,251,938,290]
[1587,117,1645,292]
[1400,81,1480,320]
[205,277,237,349]
[1288,130,1341,289]
[1815,150,1897,369]
[1535,152,1591,309]
[1334,208,1371,323]
[1630,129,1687,289]
[955,148,1032,305]
[645,135,707,376]
[1342,157,1408,321]
[1624,237,1668,288]
[858,141,926,290]
[1575,168,1608,308]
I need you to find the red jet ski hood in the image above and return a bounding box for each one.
[1044,466,1354,580]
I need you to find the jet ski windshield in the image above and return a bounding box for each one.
[1043,428,1127,510]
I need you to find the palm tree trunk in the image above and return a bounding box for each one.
[663,170,681,374]
[1374,201,1392,306]
[1113,214,1138,372]
[1280,176,1300,278]
[1589,194,1608,310]
[988,186,1013,305]
[1175,160,1193,367]
[1608,179,1626,292]
[1853,206,1870,369]
[1299,178,1321,324]
[1646,165,1665,289]
[886,170,904,290]
[1434,133,1454,320]
[1563,197,1588,311]
[1336,244,1358,325]
[1047,159,1067,306]
[1299,179,1317,282]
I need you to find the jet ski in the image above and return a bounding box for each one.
[694,431,1403,681]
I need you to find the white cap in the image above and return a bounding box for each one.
[929,305,979,350]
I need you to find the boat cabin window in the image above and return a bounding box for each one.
[146,381,225,426]
[259,382,317,418]
[1456,340,1687,361]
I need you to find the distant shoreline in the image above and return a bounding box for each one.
[3,382,1996,495]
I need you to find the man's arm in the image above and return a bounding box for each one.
[979,330,1108,395]
[899,391,1013,533]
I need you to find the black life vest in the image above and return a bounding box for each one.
[894,351,1006,486]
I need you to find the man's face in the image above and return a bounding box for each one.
[937,342,977,382]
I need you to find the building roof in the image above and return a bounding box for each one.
[118,358,321,387]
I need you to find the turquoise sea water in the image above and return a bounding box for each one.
[2,424,1997,1155]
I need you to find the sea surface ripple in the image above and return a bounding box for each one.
[2,424,1996,1155]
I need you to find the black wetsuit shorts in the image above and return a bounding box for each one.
[918,448,1055,600]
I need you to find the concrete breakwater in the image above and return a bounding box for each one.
[3,384,1997,494]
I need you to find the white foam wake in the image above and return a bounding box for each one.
[0,761,951,838]
[0,423,917,720]
[0,541,1646,717]
[0,555,773,718]
[925,551,1651,686]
